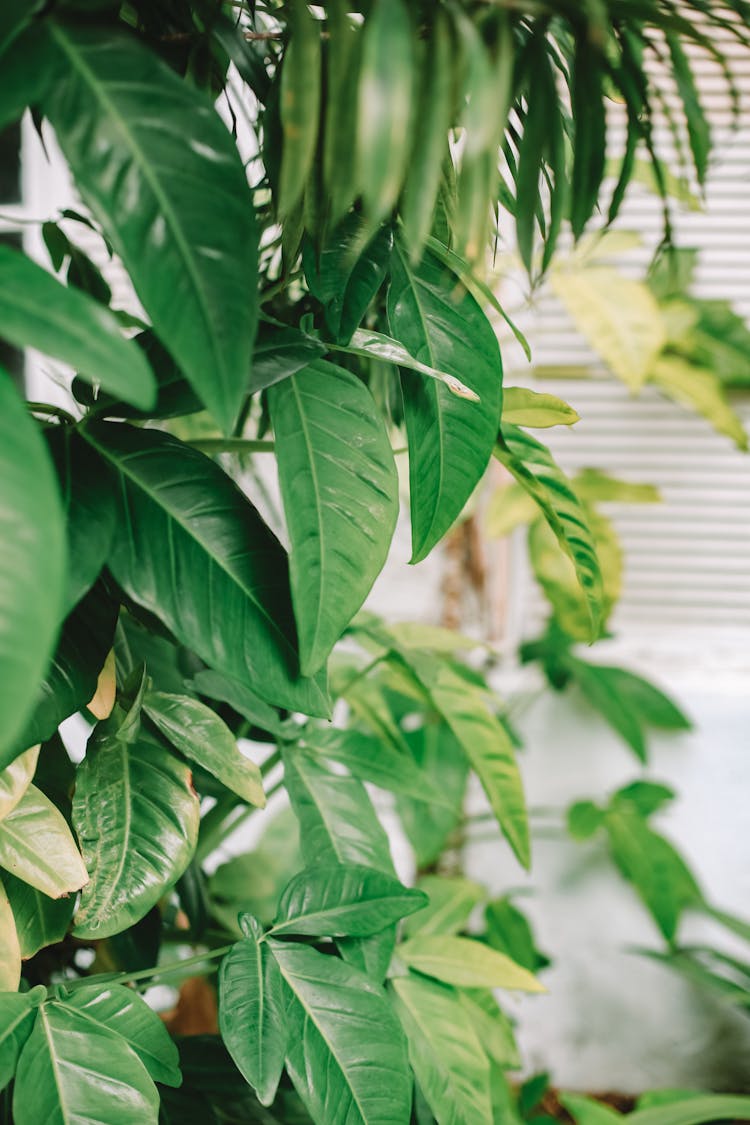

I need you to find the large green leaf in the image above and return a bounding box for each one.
[397,935,543,992]
[81,423,328,717]
[403,875,485,939]
[72,715,199,938]
[0,23,56,132]
[302,216,393,344]
[269,359,398,674]
[41,20,258,434]
[271,862,426,937]
[0,989,44,1093]
[60,983,181,1087]
[143,691,265,807]
[45,428,116,612]
[0,746,38,822]
[404,654,529,868]
[391,974,492,1125]
[0,373,66,768]
[268,939,412,1125]
[495,424,603,636]
[13,1002,159,1125]
[0,785,87,898]
[0,244,155,409]
[0,877,20,990]
[218,914,288,1107]
[3,872,73,959]
[388,242,503,562]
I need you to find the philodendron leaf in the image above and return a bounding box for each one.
[391,974,492,1125]
[0,785,87,898]
[219,914,288,1107]
[72,718,199,938]
[495,424,603,636]
[271,863,427,937]
[0,988,45,1093]
[143,691,265,807]
[269,359,398,674]
[41,21,258,435]
[502,387,580,428]
[0,877,20,990]
[268,939,412,1125]
[0,746,39,822]
[3,872,74,960]
[81,422,329,718]
[388,241,503,562]
[13,1003,159,1125]
[0,372,66,769]
[397,935,544,992]
[60,984,181,1087]
[0,244,155,409]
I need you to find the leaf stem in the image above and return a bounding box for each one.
[63,943,236,993]
[27,401,78,425]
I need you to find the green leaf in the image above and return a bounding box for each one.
[397,935,544,992]
[391,974,492,1125]
[666,33,711,185]
[3,872,74,959]
[334,328,480,401]
[269,359,398,674]
[0,244,155,409]
[249,321,327,396]
[570,36,607,239]
[143,691,265,807]
[268,939,412,1125]
[82,422,329,718]
[272,862,426,937]
[60,983,181,1087]
[0,989,44,1093]
[190,669,285,737]
[612,781,676,819]
[592,666,690,733]
[633,1095,750,1125]
[0,785,87,898]
[486,483,539,539]
[357,0,414,223]
[42,20,258,434]
[550,265,666,390]
[495,424,603,636]
[484,897,550,973]
[0,2,39,55]
[322,0,362,226]
[13,1002,159,1125]
[0,24,55,133]
[297,726,449,806]
[219,915,288,1107]
[0,877,20,991]
[45,427,116,612]
[388,242,503,562]
[0,746,38,823]
[567,659,649,762]
[573,468,660,505]
[72,718,199,938]
[567,800,605,841]
[502,387,579,429]
[278,0,321,217]
[649,355,748,450]
[458,990,521,1071]
[395,721,469,870]
[302,217,393,344]
[403,653,529,869]
[403,875,484,939]
[0,373,66,767]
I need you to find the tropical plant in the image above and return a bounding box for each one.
[1,0,750,1122]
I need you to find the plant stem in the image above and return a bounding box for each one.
[27,401,77,425]
[63,944,237,993]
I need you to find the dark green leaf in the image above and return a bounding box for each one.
[278,0,321,217]
[0,24,55,132]
[666,33,710,185]
[0,988,45,1093]
[269,359,398,674]
[388,242,503,562]
[42,20,258,434]
[190,669,286,737]
[570,36,606,239]
[272,862,426,937]
[484,897,550,973]
[567,659,649,762]
[81,423,329,717]
[4,871,74,959]
[302,217,393,344]
[249,322,326,396]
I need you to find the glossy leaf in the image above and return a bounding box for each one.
[357,0,414,223]
[335,329,480,401]
[42,20,258,434]
[0,372,66,768]
[403,875,484,939]
[272,862,426,937]
[82,422,329,717]
[502,387,579,429]
[0,989,44,1093]
[495,424,603,636]
[0,746,38,822]
[3,872,74,959]
[391,974,492,1125]
[0,244,154,409]
[219,914,288,1107]
[268,939,412,1125]
[72,718,199,938]
[61,983,181,1087]
[189,669,286,737]
[0,785,87,898]
[13,1002,159,1125]
[143,691,265,807]
[649,355,748,450]
[0,877,20,991]
[397,935,544,992]
[388,242,503,562]
[269,359,398,673]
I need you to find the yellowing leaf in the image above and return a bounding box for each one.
[649,356,748,451]
[86,649,116,721]
[0,746,39,822]
[0,876,20,991]
[0,785,88,898]
[551,265,666,389]
[502,387,579,428]
[397,935,545,992]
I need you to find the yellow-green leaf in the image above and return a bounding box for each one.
[397,934,544,992]
[502,387,580,428]
[0,876,20,991]
[649,355,748,451]
[0,785,88,899]
[0,746,39,823]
